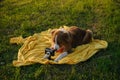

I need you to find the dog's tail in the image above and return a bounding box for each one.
[86,29,93,36]
[82,29,93,44]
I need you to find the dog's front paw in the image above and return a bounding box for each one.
[54,59,59,63]
[54,52,68,62]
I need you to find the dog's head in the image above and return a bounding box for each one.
[51,28,71,50]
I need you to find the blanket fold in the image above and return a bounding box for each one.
[10,26,108,67]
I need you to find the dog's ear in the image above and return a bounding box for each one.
[51,29,57,35]
[62,33,70,42]
[63,33,69,38]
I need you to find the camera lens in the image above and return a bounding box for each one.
[46,52,50,55]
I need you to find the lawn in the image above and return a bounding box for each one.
[0,0,120,80]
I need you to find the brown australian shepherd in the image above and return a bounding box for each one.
[51,26,93,62]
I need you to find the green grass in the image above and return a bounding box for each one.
[0,0,120,80]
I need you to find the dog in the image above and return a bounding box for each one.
[50,26,93,62]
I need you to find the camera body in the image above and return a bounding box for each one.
[44,48,56,60]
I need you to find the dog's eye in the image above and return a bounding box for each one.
[57,41,60,45]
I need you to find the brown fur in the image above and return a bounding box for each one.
[51,26,93,53]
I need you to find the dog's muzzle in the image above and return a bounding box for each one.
[54,43,60,50]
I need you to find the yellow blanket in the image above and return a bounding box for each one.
[10,26,108,67]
